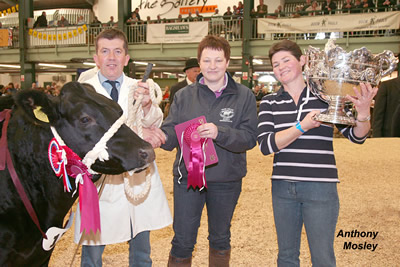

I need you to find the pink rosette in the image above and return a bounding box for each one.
[183,123,207,190]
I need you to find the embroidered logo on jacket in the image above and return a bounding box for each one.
[219,108,234,122]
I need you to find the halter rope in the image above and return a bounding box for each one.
[123,79,162,202]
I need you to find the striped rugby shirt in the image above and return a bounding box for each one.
[257,86,367,183]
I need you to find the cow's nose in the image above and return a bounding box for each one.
[139,147,155,163]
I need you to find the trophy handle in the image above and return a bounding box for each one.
[378,50,398,77]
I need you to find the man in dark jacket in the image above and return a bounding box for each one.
[372,76,400,137]
[34,12,48,28]
[168,58,200,106]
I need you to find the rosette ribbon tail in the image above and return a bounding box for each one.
[187,139,205,190]
[79,173,101,234]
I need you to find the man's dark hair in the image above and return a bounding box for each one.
[95,28,128,54]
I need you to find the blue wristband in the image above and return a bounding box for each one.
[296,122,305,133]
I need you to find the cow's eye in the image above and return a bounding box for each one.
[80,116,91,124]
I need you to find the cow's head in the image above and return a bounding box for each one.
[15,82,155,175]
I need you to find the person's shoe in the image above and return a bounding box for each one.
[167,253,192,267]
[209,247,231,267]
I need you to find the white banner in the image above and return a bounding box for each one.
[258,11,400,33]
[147,21,208,44]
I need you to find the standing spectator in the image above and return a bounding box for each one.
[133,7,141,21]
[258,39,376,267]
[322,0,337,14]
[372,76,400,137]
[126,12,139,25]
[352,0,364,13]
[254,84,265,101]
[306,1,321,16]
[223,6,233,17]
[91,16,102,26]
[33,11,47,28]
[76,15,86,25]
[73,28,172,266]
[168,58,200,107]
[57,16,70,27]
[194,10,203,21]
[162,85,170,100]
[161,35,257,266]
[256,0,269,17]
[107,16,116,26]
[377,0,396,11]
[301,0,312,14]
[362,0,375,12]
[342,0,355,13]
[186,11,194,22]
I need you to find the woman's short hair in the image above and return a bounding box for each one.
[268,39,303,63]
[197,35,231,62]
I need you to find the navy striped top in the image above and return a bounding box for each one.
[257,86,367,183]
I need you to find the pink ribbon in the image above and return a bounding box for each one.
[183,123,207,190]
[48,138,101,234]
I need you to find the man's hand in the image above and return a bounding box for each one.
[135,81,152,114]
[142,126,166,148]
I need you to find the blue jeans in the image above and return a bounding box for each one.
[81,231,152,267]
[170,178,242,258]
[272,180,339,267]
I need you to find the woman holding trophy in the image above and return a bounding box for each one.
[257,39,377,266]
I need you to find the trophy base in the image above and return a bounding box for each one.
[314,95,356,125]
[314,113,356,126]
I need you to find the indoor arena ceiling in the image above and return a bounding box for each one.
[0,0,94,11]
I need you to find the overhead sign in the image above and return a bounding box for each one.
[147,21,208,43]
[258,11,400,33]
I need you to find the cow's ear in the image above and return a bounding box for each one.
[14,89,59,125]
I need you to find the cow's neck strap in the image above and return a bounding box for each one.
[0,109,48,239]
[50,113,126,173]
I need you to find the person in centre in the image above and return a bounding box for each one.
[257,39,377,266]
[159,35,258,266]
[74,28,172,266]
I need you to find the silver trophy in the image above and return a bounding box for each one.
[304,40,398,125]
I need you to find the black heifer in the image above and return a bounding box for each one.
[0,82,155,266]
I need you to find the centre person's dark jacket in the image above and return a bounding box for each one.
[161,72,257,183]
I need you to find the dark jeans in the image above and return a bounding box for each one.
[170,177,242,258]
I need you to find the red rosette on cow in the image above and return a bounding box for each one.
[48,138,101,234]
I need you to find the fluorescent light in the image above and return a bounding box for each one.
[83,62,97,66]
[39,63,67,68]
[133,61,156,66]
[253,59,263,65]
[163,72,172,75]
[178,74,185,77]
[0,64,20,68]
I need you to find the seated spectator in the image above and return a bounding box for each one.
[76,15,86,25]
[342,0,355,13]
[322,0,337,14]
[256,0,268,18]
[33,11,47,28]
[57,16,70,27]
[155,15,162,23]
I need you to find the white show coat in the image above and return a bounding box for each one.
[74,73,172,245]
